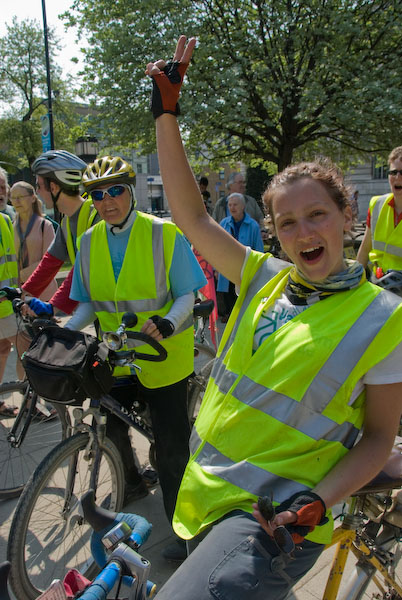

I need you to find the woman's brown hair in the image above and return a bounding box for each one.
[262,159,350,229]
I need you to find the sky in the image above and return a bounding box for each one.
[1,0,84,79]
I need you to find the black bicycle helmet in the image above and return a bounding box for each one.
[32,150,87,189]
[374,270,402,296]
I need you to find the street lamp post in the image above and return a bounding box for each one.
[75,136,99,164]
[41,0,54,150]
[147,177,154,211]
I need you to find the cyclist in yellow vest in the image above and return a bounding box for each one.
[357,146,402,280]
[67,156,206,525]
[0,212,19,416]
[22,150,99,315]
[145,37,402,599]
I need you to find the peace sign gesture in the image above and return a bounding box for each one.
[146,36,196,119]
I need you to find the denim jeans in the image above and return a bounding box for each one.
[156,511,325,599]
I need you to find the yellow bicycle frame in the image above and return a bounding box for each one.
[323,497,402,600]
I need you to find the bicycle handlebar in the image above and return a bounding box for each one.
[0,287,22,302]
[124,331,167,362]
[77,562,155,600]
[80,491,156,600]
[104,312,167,363]
[82,490,152,560]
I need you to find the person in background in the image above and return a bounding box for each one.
[146,35,402,600]
[198,176,212,214]
[0,167,16,221]
[0,210,20,405]
[10,181,57,300]
[217,192,264,322]
[212,171,264,226]
[22,150,99,317]
[357,147,402,280]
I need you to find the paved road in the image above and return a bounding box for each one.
[0,321,364,600]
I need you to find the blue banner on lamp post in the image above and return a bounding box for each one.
[41,114,51,152]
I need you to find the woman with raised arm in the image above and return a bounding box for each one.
[147,37,402,600]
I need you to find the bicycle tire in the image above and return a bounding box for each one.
[0,380,68,500]
[7,432,124,600]
[340,523,402,599]
[188,342,215,423]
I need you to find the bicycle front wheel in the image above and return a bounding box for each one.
[0,381,68,499]
[7,432,124,600]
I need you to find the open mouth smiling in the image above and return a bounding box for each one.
[300,246,324,262]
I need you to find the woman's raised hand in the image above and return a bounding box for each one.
[145,35,196,119]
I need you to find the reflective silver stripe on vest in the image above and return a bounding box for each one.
[232,378,359,447]
[189,425,202,454]
[80,230,92,292]
[370,195,388,234]
[98,311,193,349]
[195,439,309,503]
[80,218,173,313]
[213,291,400,449]
[0,278,17,287]
[0,254,17,266]
[210,355,237,393]
[372,240,402,257]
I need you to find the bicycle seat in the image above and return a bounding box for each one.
[352,437,402,495]
[193,299,215,319]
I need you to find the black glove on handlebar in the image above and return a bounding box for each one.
[0,286,21,301]
[149,315,175,338]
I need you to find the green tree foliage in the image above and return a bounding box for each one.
[0,17,82,168]
[65,0,402,170]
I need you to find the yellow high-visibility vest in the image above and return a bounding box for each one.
[0,214,18,319]
[62,199,97,265]
[173,251,402,545]
[78,212,193,387]
[368,193,402,271]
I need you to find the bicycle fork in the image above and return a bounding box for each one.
[61,408,107,536]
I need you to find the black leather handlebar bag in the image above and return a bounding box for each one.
[22,326,114,405]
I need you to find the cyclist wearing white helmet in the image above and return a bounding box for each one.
[66,155,207,540]
[22,150,100,315]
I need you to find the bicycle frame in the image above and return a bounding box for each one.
[58,393,155,527]
[323,494,402,600]
[6,384,37,448]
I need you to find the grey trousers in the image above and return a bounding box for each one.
[155,511,325,600]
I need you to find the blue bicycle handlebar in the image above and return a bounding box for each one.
[76,561,156,600]
[78,562,120,600]
[90,511,152,568]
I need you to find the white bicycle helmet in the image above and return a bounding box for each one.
[32,150,87,189]
[374,270,402,296]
